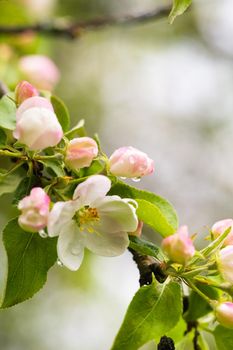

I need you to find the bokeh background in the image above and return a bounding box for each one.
[0,0,233,349]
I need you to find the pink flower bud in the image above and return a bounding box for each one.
[218,246,233,284]
[18,187,50,232]
[212,219,233,246]
[162,225,195,264]
[216,302,233,329]
[65,137,98,169]
[15,81,39,105]
[13,96,63,150]
[129,221,143,237]
[19,55,60,90]
[109,146,154,179]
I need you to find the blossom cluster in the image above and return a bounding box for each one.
[5,76,233,331]
[14,80,153,270]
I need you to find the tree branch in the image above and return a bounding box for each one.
[0,6,171,39]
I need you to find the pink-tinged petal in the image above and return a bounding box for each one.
[15,81,39,105]
[129,220,143,237]
[19,55,60,90]
[65,137,98,170]
[212,219,233,246]
[83,230,129,257]
[218,246,233,284]
[109,146,154,178]
[57,221,84,271]
[216,302,233,329]
[16,96,53,121]
[93,196,138,234]
[14,107,63,150]
[48,201,79,237]
[18,187,50,232]
[73,175,111,205]
[162,225,195,264]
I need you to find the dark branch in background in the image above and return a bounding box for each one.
[128,248,167,286]
[0,81,8,98]
[158,336,175,350]
[0,5,171,39]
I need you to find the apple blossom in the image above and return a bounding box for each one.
[109,146,154,179]
[162,225,195,264]
[48,175,138,271]
[212,219,233,246]
[13,96,63,150]
[18,187,50,233]
[15,81,38,105]
[19,55,60,90]
[218,246,233,284]
[216,302,233,329]
[65,137,98,170]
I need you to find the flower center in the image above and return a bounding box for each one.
[76,207,99,233]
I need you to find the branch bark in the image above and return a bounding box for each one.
[0,6,171,39]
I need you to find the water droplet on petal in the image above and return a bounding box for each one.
[57,259,63,267]
[120,177,126,180]
[39,229,48,238]
[132,177,141,182]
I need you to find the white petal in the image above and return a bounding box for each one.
[48,201,79,237]
[83,230,129,257]
[58,221,84,271]
[73,175,111,205]
[94,196,138,233]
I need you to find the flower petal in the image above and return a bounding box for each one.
[83,230,129,257]
[94,196,138,233]
[48,201,79,237]
[73,175,111,205]
[58,221,84,271]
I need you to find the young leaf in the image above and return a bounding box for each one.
[111,280,182,350]
[109,181,178,236]
[51,95,70,132]
[0,95,16,130]
[39,159,65,177]
[65,119,86,139]
[0,167,24,197]
[129,236,161,258]
[169,0,192,24]
[0,129,7,147]
[1,218,57,308]
[184,284,218,322]
[12,175,38,205]
[213,325,233,350]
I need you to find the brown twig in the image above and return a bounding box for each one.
[0,6,171,39]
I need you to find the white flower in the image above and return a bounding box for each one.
[48,175,138,270]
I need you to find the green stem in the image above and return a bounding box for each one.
[0,149,24,158]
[185,279,213,305]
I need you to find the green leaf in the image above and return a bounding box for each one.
[0,129,7,147]
[165,318,187,344]
[169,0,192,24]
[0,95,16,130]
[111,281,182,350]
[82,160,105,176]
[213,325,233,350]
[12,175,38,205]
[129,236,160,258]
[65,119,86,139]
[1,218,57,308]
[51,95,70,132]
[184,284,218,322]
[109,181,178,236]
[0,168,24,197]
[39,159,65,177]
[176,331,195,350]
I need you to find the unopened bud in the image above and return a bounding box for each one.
[15,80,38,105]
[65,137,98,170]
[109,146,154,178]
[18,187,50,232]
[216,302,233,329]
[218,246,233,284]
[162,225,195,265]
[212,219,233,246]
